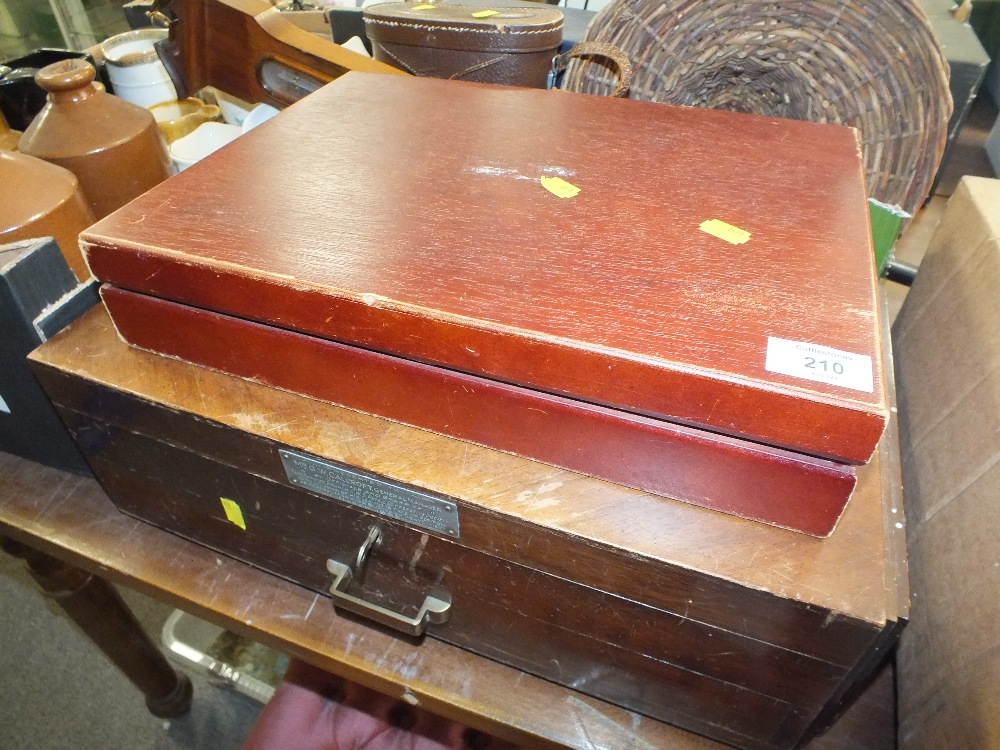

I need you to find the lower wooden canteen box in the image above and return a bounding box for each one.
[79,72,889,537]
[29,306,907,750]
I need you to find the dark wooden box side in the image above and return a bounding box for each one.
[26,307,897,657]
[65,416,839,750]
[32,354,885,669]
[60,409,851,702]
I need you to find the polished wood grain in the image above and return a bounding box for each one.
[99,285,857,536]
[27,306,905,749]
[64,462,805,748]
[82,72,887,464]
[169,0,404,108]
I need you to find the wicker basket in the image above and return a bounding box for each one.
[563,0,952,215]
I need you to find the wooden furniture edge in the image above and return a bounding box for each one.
[0,453,727,750]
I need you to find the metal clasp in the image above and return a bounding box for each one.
[355,526,381,571]
[326,526,451,637]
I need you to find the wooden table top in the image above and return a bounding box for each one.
[0,449,896,750]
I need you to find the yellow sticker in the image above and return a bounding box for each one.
[411,4,435,9]
[220,497,246,530]
[699,219,751,245]
[540,176,581,199]
[471,9,499,17]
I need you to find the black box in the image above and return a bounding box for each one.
[0,237,98,473]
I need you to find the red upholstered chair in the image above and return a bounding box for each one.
[244,659,522,750]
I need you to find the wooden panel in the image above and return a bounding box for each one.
[0,452,733,750]
[99,285,858,536]
[35,354,886,672]
[28,307,896,667]
[59,426,844,747]
[81,72,887,464]
[171,0,404,107]
[80,460,806,749]
[60,415,851,708]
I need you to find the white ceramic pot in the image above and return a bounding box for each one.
[101,29,177,109]
[169,121,242,171]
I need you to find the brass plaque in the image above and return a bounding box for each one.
[279,448,460,538]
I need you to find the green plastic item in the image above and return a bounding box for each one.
[868,198,910,276]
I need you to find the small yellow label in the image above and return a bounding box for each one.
[220,497,246,530]
[411,4,435,9]
[540,176,581,199]
[699,219,751,245]
[471,9,500,17]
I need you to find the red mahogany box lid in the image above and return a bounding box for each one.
[82,72,888,464]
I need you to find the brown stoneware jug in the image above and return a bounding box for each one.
[18,58,172,220]
[0,111,21,151]
[0,149,95,281]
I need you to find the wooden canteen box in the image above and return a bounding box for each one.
[29,306,906,750]
[80,72,888,536]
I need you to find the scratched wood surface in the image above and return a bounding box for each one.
[0,452,715,750]
[82,72,886,465]
[54,424,844,745]
[27,307,905,749]
[0,450,897,750]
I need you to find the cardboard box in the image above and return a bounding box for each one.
[892,176,1000,748]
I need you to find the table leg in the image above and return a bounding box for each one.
[0,536,193,718]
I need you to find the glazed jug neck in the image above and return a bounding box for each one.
[35,58,101,104]
[47,84,100,104]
